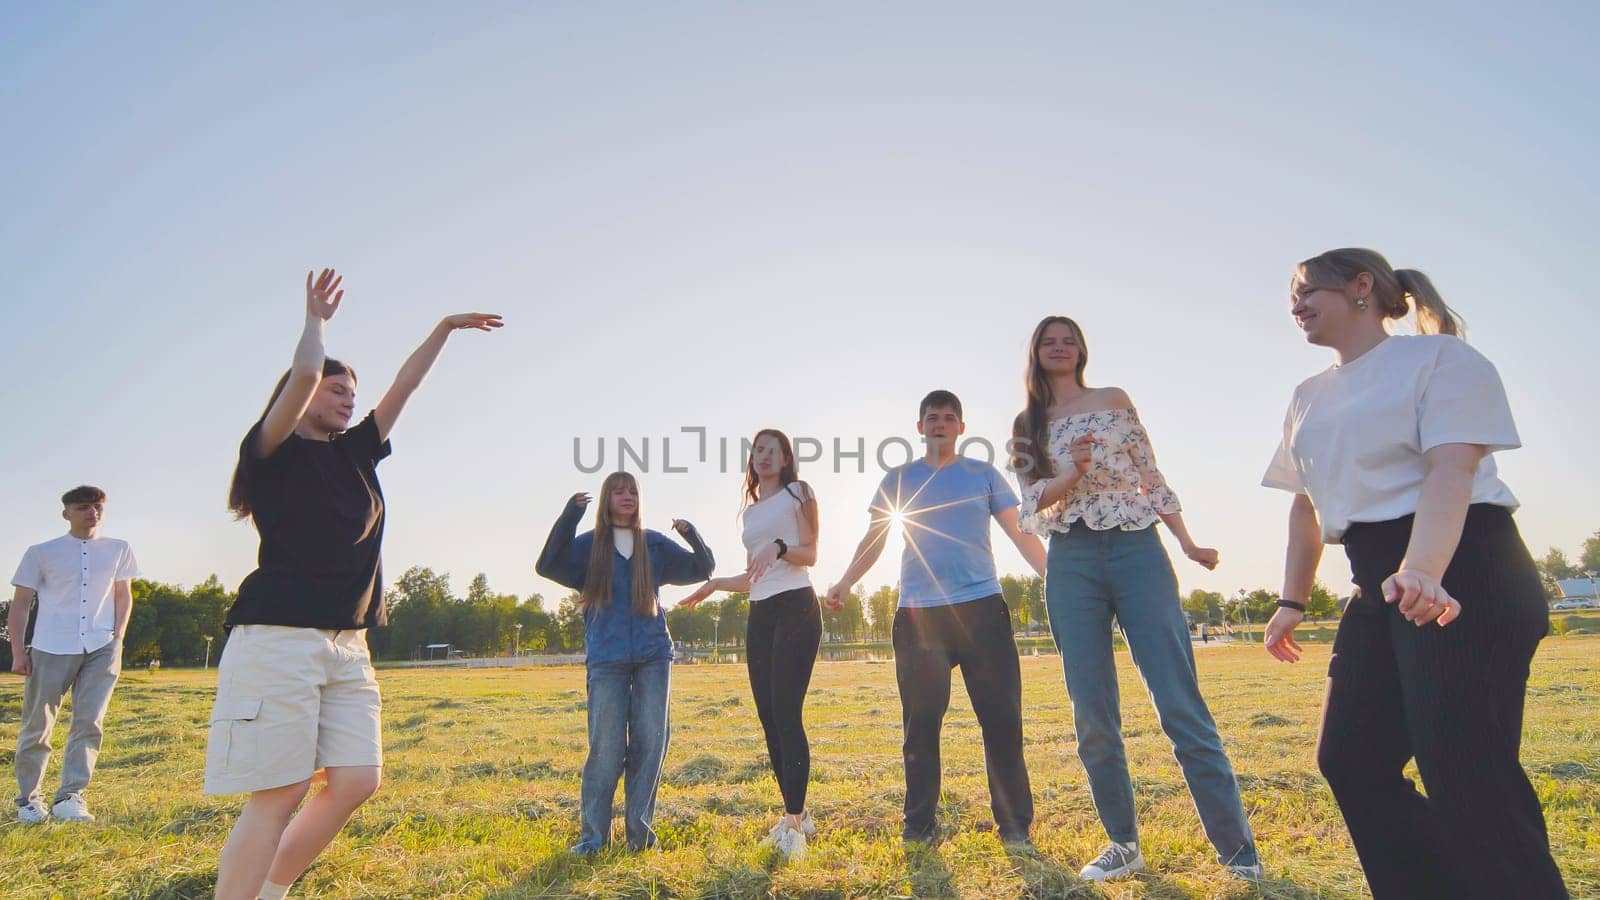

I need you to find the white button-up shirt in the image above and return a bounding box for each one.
[11,534,140,655]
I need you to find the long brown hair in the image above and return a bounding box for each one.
[228,359,356,519]
[1293,248,1464,337]
[582,471,657,617]
[1011,316,1087,484]
[740,428,818,534]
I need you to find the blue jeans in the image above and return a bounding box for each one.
[576,659,672,852]
[1047,525,1257,867]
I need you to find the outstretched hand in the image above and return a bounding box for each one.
[306,268,344,321]
[442,313,503,332]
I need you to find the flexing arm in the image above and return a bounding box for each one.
[254,269,343,457]
[535,495,591,590]
[1265,493,1324,662]
[374,313,504,443]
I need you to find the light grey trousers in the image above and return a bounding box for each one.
[14,640,122,808]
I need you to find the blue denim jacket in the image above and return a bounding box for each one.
[535,499,714,665]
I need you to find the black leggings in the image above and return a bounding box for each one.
[745,587,822,814]
[1320,504,1567,899]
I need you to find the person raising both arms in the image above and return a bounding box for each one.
[208,268,501,900]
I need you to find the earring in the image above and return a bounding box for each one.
[1355,297,1369,310]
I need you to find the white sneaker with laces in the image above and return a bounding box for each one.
[51,794,94,822]
[775,824,808,859]
[1080,841,1144,882]
[17,801,49,824]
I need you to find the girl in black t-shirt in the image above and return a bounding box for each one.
[208,268,501,900]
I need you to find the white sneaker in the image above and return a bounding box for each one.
[51,794,94,822]
[774,824,808,859]
[1227,861,1265,881]
[795,811,816,837]
[1080,841,1144,882]
[17,801,49,824]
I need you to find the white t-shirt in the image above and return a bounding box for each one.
[11,534,141,654]
[741,482,815,602]
[1262,335,1520,543]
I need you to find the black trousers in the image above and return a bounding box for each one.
[745,587,822,815]
[1321,504,1567,899]
[892,593,1033,841]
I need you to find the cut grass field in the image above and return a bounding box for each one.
[2,638,1596,898]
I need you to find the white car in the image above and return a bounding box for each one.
[1552,599,1597,611]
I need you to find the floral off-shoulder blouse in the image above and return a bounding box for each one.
[1017,407,1181,535]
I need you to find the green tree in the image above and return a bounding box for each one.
[1183,589,1224,624]
[719,592,749,647]
[866,585,898,642]
[1000,575,1028,634]
[556,592,586,652]
[1025,576,1046,635]
[1536,548,1581,600]
[822,589,867,642]
[1578,531,1600,577]
[1305,581,1341,621]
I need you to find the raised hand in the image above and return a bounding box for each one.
[306,268,344,321]
[1068,432,1097,476]
[442,313,503,332]
[671,519,693,536]
[568,492,593,510]
[1264,607,1304,663]
[1383,569,1461,626]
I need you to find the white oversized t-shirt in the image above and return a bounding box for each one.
[1262,335,1520,543]
[740,482,814,602]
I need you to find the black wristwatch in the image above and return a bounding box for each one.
[1276,599,1307,612]
[773,538,789,559]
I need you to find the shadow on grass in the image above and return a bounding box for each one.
[905,841,956,898]
[132,870,217,899]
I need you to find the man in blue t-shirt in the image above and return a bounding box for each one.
[826,390,1047,845]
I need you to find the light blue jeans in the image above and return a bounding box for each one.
[575,659,671,852]
[1047,525,1258,867]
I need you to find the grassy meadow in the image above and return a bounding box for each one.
[2,639,1596,898]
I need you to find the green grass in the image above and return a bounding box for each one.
[2,639,1596,898]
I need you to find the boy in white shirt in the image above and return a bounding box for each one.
[8,485,140,823]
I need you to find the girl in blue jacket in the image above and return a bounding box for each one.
[536,471,714,854]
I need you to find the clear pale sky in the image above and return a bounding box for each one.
[4,3,1596,609]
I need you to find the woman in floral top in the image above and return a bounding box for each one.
[1011,316,1261,884]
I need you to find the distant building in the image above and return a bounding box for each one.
[1556,577,1599,601]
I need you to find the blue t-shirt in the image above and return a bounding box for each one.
[871,457,1019,608]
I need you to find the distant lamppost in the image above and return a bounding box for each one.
[514,622,523,657]
[1588,571,1598,606]
[203,634,214,671]
[710,609,721,662]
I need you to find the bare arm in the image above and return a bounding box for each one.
[113,580,132,640]
[9,586,33,675]
[255,269,344,457]
[1265,492,1324,662]
[1383,443,1482,625]
[826,518,892,608]
[994,507,1047,578]
[1158,511,1219,570]
[374,313,503,443]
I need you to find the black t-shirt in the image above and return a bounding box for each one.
[226,412,392,629]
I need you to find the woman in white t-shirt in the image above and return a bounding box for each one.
[1261,248,1567,899]
[680,429,822,858]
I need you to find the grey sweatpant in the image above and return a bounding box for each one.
[14,640,122,808]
